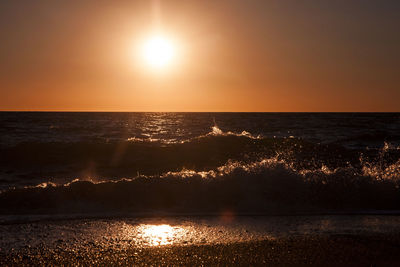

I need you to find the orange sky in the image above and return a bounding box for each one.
[0,0,399,112]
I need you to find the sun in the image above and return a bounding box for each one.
[141,35,175,69]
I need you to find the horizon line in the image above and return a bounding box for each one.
[1,110,399,113]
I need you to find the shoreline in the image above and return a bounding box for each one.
[2,215,400,265]
[2,234,400,266]
[3,209,400,225]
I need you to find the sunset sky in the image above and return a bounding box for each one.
[0,0,399,112]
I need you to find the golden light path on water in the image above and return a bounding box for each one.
[115,216,276,248]
[119,222,195,247]
[137,224,185,246]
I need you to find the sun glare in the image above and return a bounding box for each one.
[141,35,175,69]
[139,224,177,246]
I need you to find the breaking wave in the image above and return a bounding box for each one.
[1,125,400,217]
[1,155,400,216]
[126,125,262,144]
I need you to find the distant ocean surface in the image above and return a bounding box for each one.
[1,112,400,217]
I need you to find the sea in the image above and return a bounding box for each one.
[1,112,400,217]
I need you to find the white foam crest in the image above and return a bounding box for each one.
[26,142,400,190]
[206,125,262,140]
[382,141,399,152]
[211,125,223,135]
[23,182,57,189]
[126,137,163,143]
[299,165,336,176]
[126,126,263,145]
[362,159,400,180]
[161,157,292,180]
[360,141,400,180]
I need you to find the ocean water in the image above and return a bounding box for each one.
[1,112,400,216]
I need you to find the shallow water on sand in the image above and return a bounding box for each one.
[2,215,400,252]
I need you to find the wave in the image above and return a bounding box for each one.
[1,126,400,216]
[2,126,398,185]
[125,125,262,144]
[1,155,400,216]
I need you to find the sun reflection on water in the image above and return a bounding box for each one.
[137,224,184,246]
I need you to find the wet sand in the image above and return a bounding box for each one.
[1,215,400,266]
[2,234,400,266]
